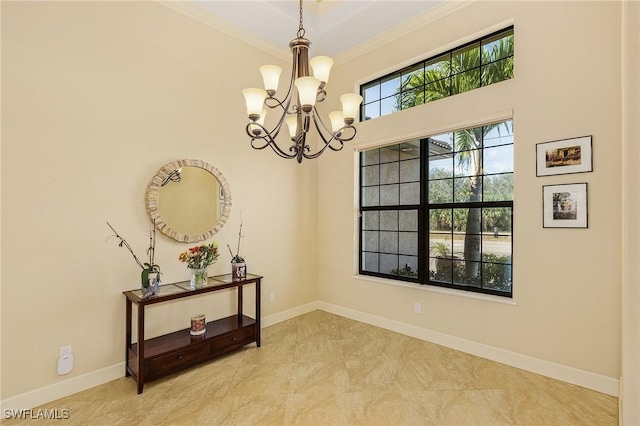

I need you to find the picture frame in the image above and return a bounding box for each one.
[536,135,592,176]
[542,183,588,228]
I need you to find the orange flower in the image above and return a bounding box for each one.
[178,242,220,269]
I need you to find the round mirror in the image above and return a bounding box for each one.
[146,159,232,243]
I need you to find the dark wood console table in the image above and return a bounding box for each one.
[123,273,262,394]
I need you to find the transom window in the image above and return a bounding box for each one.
[360,27,514,121]
[359,120,514,297]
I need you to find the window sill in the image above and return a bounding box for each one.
[351,274,518,306]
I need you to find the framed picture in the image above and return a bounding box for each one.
[543,183,588,228]
[536,135,592,176]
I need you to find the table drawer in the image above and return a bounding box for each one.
[212,327,255,353]
[148,343,207,377]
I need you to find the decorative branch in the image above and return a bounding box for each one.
[228,216,245,263]
[235,219,243,258]
[146,219,156,268]
[106,221,144,269]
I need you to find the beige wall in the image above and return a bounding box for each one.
[1,0,632,407]
[1,1,317,399]
[318,0,622,380]
[621,1,640,422]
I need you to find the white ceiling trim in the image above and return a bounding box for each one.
[157,0,291,60]
[333,0,474,65]
[157,0,475,65]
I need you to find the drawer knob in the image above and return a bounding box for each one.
[177,355,183,360]
[232,337,237,341]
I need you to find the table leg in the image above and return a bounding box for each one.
[125,299,132,377]
[256,279,261,347]
[136,305,145,394]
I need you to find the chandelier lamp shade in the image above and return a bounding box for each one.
[242,0,363,163]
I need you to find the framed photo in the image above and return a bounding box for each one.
[543,183,588,228]
[536,135,592,176]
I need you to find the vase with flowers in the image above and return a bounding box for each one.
[107,220,161,298]
[179,242,220,289]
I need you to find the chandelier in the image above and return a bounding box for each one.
[242,0,363,163]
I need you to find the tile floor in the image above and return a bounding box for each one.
[5,310,618,425]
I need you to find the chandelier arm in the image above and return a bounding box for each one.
[285,49,299,101]
[312,108,339,139]
[270,111,291,142]
[303,133,342,160]
[316,88,327,103]
[303,114,344,158]
[247,129,298,160]
[265,50,299,115]
[265,98,296,143]
[311,107,351,144]
[264,96,287,111]
[262,49,299,113]
[246,123,297,159]
[313,106,358,144]
[333,125,357,143]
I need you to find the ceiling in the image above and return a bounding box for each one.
[187,0,446,58]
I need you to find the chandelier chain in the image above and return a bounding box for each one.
[297,0,305,38]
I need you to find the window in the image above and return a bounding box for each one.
[360,27,514,121]
[359,120,513,297]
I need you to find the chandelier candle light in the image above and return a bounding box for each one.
[242,0,363,163]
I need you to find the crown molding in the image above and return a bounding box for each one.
[156,0,290,61]
[334,0,475,65]
[158,1,474,65]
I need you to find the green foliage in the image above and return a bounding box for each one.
[430,253,511,292]
[390,264,418,278]
[483,174,514,202]
[428,174,512,233]
[141,263,160,289]
[397,34,514,111]
[429,240,450,257]
[481,254,512,291]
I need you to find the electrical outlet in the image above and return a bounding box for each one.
[269,293,275,303]
[414,302,421,314]
[60,345,72,357]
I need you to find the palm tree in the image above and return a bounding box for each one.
[398,36,514,108]
[400,36,513,279]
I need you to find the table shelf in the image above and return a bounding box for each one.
[123,273,261,393]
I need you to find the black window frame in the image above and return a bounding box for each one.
[360,26,514,121]
[359,121,514,298]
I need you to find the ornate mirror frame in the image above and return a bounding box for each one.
[146,159,232,243]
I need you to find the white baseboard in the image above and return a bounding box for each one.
[1,363,125,411]
[261,301,320,328]
[317,301,620,397]
[1,300,618,411]
[0,302,319,411]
